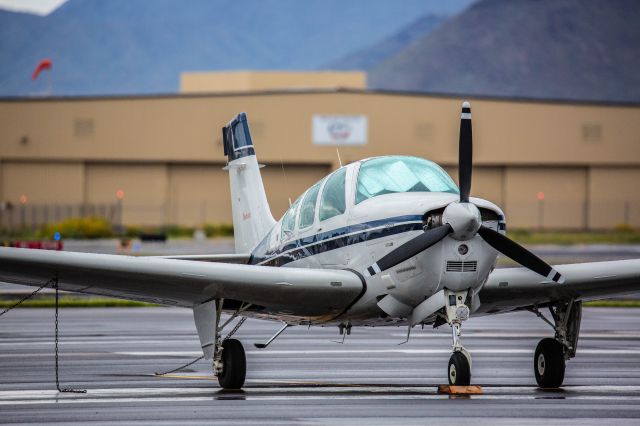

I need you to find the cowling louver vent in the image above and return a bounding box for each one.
[446,260,478,272]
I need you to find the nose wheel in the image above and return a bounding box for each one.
[448,351,471,386]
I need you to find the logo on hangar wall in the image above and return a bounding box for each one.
[312,115,368,146]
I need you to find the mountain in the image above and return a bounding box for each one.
[327,14,446,71]
[0,0,472,96]
[368,0,640,103]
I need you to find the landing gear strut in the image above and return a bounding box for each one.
[530,300,582,388]
[444,289,472,386]
[211,300,250,390]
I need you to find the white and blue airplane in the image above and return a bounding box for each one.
[1,102,639,390]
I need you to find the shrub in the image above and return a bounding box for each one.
[39,217,114,239]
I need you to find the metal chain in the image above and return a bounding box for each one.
[223,316,247,341]
[54,279,86,393]
[155,310,248,377]
[0,279,53,317]
[154,355,205,376]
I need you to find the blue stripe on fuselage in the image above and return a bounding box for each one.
[250,215,424,267]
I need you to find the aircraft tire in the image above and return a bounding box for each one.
[448,351,471,386]
[217,338,246,389]
[534,338,565,388]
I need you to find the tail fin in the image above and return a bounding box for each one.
[223,113,276,253]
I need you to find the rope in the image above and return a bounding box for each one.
[154,355,205,376]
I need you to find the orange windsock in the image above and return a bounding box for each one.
[31,58,52,80]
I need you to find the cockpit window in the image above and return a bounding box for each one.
[280,197,301,240]
[319,168,347,221]
[356,156,459,204]
[298,182,321,229]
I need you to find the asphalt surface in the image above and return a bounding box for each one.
[1,307,640,424]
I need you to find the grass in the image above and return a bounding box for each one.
[507,227,640,245]
[1,221,234,240]
[0,296,158,308]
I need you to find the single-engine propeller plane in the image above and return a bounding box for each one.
[1,102,639,390]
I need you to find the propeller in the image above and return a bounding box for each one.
[366,101,565,284]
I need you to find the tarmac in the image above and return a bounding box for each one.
[1,307,640,424]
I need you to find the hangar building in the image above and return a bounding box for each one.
[1,71,639,230]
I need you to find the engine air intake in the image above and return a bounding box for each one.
[446,260,478,272]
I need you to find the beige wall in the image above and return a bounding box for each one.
[504,168,588,229]
[168,164,230,226]
[85,164,168,225]
[589,168,640,229]
[180,71,366,93]
[1,90,639,229]
[1,161,84,204]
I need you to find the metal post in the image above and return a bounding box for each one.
[537,199,544,231]
[624,201,630,225]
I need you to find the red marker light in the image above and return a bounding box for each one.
[116,189,125,199]
[19,194,28,204]
[537,191,545,201]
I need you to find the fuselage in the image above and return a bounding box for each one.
[249,156,506,326]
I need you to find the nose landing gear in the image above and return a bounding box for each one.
[444,290,472,386]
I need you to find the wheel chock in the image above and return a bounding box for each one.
[437,385,483,395]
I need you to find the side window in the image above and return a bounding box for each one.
[298,183,321,229]
[319,168,347,222]
[280,198,300,240]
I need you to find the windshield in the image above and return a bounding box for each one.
[355,156,459,204]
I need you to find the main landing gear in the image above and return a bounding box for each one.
[211,300,251,390]
[444,290,472,386]
[530,300,582,388]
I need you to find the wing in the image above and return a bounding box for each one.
[0,247,364,319]
[150,253,251,264]
[477,259,640,314]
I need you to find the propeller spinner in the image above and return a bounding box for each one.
[366,101,565,284]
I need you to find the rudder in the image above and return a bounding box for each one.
[223,113,276,253]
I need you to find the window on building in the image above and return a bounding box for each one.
[319,168,347,221]
[582,123,602,142]
[298,182,321,229]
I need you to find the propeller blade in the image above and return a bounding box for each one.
[365,224,452,276]
[459,101,473,203]
[477,226,565,283]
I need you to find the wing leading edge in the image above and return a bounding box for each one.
[0,247,364,319]
[478,259,640,315]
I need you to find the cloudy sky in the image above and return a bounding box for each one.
[0,0,67,14]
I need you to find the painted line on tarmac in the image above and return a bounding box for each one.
[5,347,640,358]
[391,332,640,339]
[112,348,640,356]
[3,393,640,406]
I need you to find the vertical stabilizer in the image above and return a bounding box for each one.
[223,113,276,253]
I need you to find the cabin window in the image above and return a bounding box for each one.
[280,197,301,240]
[298,182,321,229]
[356,156,459,204]
[319,168,347,221]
